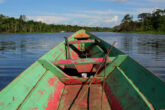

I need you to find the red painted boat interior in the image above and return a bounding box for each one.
[50,38,113,109]
[55,38,105,82]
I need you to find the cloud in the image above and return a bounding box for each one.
[115,0,128,2]
[27,7,159,27]
[90,16,119,27]
[82,9,128,15]
[64,13,97,19]
[66,14,119,27]
[27,16,69,24]
[82,8,158,16]
[75,16,119,27]
[148,0,165,3]
[102,0,128,2]
[0,0,4,3]
[101,0,163,7]
[27,14,119,27]
[135,8,157,14]
[104,16,118,23]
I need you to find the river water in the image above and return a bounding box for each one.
[0,32,165,90]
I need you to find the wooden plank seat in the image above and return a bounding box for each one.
[68,40,95,44]
[53,57,115,66]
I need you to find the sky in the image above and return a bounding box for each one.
[0,0,165,27]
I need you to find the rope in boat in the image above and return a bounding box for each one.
[73,41,117,110]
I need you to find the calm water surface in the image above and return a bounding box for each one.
[0,32,165,90]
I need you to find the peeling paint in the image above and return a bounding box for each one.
[62,78,102,85]
[104,82,122,110]
[38,90,44,95]
[32,107,38,110]
[69,40,94,44]
[45,82,64,110]
[48,78,56,86]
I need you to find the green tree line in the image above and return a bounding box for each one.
[113,9,165,33]
[0,14,112,33]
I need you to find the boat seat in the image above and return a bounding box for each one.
[68,40,95,44]
[53,57,115,66]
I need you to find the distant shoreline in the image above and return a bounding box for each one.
[1,31,165,35]
[118,31,165,35]
[0,31,64,34]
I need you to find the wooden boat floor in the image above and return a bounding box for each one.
[58,84,111,110]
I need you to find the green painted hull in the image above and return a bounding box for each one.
[0,30,165,110]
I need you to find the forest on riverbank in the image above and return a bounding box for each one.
[0,14,112,33]
[0,9,165,34]
[114,9,165,34]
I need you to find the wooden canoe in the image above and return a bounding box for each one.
[0,30,165,110]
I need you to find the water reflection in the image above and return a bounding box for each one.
[0,32,165,90]
[120,36,133,54]
[137,37,165,59]
[0,41,16,51]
